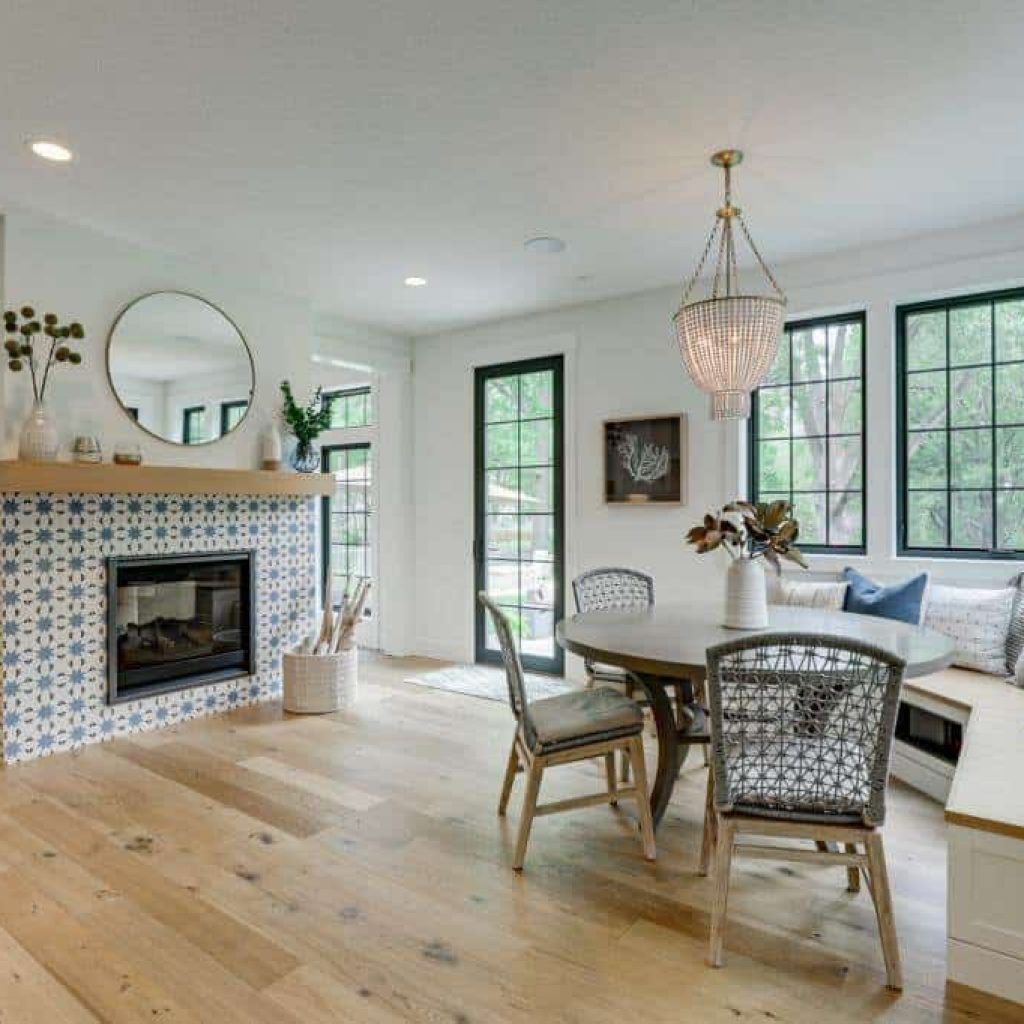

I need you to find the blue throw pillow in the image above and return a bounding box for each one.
[842,567,928,625]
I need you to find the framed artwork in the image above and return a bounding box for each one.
[603,414,686,505]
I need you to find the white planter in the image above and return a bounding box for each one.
[724,558,769,629]
[18,400,59,462]
[282,644,358,713]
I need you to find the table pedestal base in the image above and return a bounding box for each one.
[630,671,709,828]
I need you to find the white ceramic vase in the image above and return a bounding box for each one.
[724,557,769,629]
[260,423,283,470]
[18,400,59,462]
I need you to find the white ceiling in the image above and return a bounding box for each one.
[2,1,1023,335]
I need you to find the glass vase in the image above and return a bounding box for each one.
[290,439,320,473]
[18,399,60,462]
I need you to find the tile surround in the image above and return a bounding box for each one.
[0,491,319,763]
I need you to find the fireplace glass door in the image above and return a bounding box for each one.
[108,552,254,703]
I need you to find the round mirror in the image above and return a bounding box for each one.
[107,291,255,445]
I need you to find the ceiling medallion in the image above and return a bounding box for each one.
[672,150,786,420]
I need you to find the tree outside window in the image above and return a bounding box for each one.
[899,291,1024,555]
[749,313,866,552]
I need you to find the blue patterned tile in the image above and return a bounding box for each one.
[0,490,318,763]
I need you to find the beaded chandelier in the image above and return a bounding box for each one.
[673,150,786,420]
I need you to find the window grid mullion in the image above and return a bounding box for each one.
[788,331,795,529]
[991,298,998,551]
[824,327,831,546]
[945,307,952,548]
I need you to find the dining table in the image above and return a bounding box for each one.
[555,604,956,829]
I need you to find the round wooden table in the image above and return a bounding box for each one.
[556,604,955,828]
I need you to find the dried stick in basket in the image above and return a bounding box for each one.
[329,575,353,652]
[314,556,335,654]
[334,579,371,652]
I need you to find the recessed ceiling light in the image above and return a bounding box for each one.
[29,139,74,163]
[404,276,427,287]
[524,236,566,254]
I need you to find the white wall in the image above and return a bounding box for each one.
[412,213,1024,671]
[0,203,416,656]
[312,318,415,655]
[0,203,313,465]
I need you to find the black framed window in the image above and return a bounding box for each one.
[181,405,206,445]
[322,443,372,612]
[219,400,249,436]
[748,311,866,552]
[324,386,372,429]
[897,288,1024,557]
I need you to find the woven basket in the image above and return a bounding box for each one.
[282,645,358,714]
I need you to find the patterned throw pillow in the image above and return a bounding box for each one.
[767,575,847,610]
[1004,572,1024,674]
[924,584,1015,676]
[1014,648,1024,688]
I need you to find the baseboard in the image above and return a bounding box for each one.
[948,937,1024,1006]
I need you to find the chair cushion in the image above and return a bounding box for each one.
[720,737,871,824]
[529,686,643,752]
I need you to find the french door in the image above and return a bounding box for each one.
[322,442,376,647]
[474,355,564,673]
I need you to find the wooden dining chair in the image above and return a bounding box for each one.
[479,592,656,871]
[572,568,655,698]
[572,567,702,779]
[700,632,906,990]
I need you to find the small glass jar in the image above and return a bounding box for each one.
[113,443,143,466]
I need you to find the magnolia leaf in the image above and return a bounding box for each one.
[763,500,790,530]
[781,546,808,569]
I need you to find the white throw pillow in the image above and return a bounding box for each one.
[767,576,847,611]
[923,584,1015,676]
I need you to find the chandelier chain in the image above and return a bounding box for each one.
[736,211,786,300]
[679,219,722,307]
[712,218,729,299]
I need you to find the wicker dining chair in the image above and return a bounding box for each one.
[479,592,656,871]
[572,567,698,779]
[700,632,906,990]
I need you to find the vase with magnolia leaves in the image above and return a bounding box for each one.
[4,305,86,463]
[686,499,807,629]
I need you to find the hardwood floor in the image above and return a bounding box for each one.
[0,653,1019,1023]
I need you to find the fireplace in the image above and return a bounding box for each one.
[107,551,256,704]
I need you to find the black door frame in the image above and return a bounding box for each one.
[321,441,372,609]
[473,354,565,674]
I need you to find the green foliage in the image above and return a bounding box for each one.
[279,380,332,444]
[904,298,1024,550]
[755,320,864,547]
[3,306,85,400]
[483,370,555,470]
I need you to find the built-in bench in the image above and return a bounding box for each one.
[891,667,1024,1004]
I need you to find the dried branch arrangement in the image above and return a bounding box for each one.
[298,561,371,655]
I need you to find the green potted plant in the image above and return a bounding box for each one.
[686,499,806,628]
[279,381,332,472]
[4,306,85,462]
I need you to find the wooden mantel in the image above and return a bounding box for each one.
[0,460,334,497]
